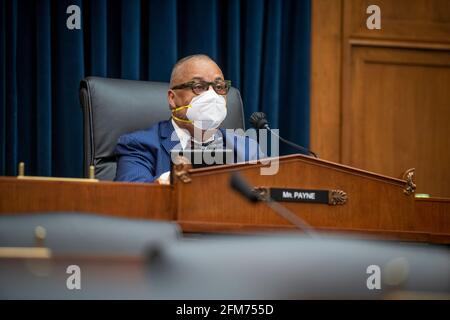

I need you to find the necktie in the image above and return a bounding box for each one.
[191,135,223,150]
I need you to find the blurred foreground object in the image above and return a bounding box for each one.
[0,212,181,255]
[147,234,450,299]
[1,230,448,299]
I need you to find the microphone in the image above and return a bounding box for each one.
[230,172,318,237]
[249,112,318,158]
[230,172,259,203]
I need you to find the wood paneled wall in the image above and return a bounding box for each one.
[311,0,450,197]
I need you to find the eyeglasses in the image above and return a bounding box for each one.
[171,80,231,95]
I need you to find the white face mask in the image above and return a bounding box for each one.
[172,89,227,130]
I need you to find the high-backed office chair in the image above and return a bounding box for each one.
[79,77,245,180]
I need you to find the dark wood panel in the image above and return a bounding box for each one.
[172,155,450,242]
[414,198,450,234]
[178,221,449,243]
[175,155,415,231]
[1,152,449,244]
[0,178,174,220]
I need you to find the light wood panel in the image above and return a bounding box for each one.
[310,0,343,162]
[311,0,450,197]
[343,46,450,196]
[346,0,450,42]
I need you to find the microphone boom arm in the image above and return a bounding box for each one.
[266,126,318,158]
[249,112,318,158]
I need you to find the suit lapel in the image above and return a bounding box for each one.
[160,120,181,155]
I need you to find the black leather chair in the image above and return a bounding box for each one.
[79,77,245,180]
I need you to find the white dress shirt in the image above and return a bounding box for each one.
[158,120,221,184]
[171,119,217,150]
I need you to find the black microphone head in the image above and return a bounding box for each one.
[230,172,259,203]
[249,112,269,129]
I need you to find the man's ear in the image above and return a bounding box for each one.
[167,90,176,110]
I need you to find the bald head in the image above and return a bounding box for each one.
[167,54,227,136]
[169,54,223,87]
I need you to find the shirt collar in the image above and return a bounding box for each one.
[171,119,191,150]
[171,119,219,150]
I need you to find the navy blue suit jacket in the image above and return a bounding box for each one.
[114,120,259,183]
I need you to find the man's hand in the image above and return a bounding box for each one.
[156,171,170,185]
